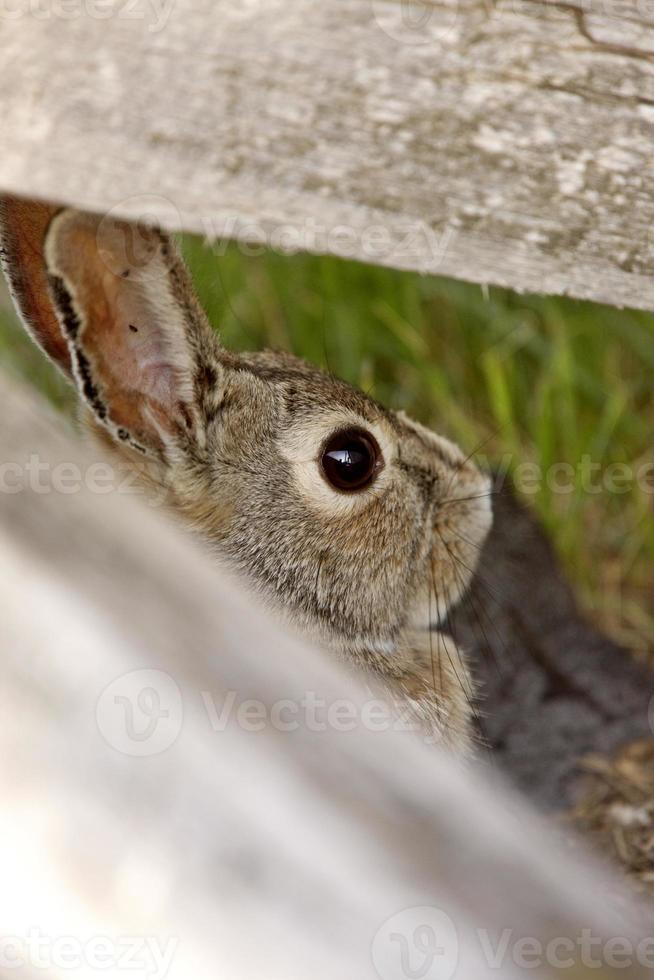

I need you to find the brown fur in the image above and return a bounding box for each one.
[0,198,493,751]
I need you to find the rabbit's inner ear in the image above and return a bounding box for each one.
[0,197,73,376]
[44,210,202,456]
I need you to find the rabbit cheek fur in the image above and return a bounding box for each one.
[0,200,492,751]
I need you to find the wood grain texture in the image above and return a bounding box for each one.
[0,371,649,976]
[2,0,654,307]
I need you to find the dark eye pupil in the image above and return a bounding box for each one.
[321,429,380,492]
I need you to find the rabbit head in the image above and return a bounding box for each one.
[0,198,493,749]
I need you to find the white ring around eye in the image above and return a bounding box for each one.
[277,410,396,516]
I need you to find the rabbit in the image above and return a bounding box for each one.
[0,196,493,750]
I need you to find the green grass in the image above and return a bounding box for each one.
[2,239,652,654]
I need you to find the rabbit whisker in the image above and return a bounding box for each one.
[441,424,504,504]
[440,537,505,609]
[427,564,439,704]
[445,544,505,681]
[438,528,515,675]
[431,540,486,733]
[439,489,504,506]
[429,556,479,726]
[440,524,487,555]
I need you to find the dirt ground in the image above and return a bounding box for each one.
[569,740,654,901]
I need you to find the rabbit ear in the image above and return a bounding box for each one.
[41,208,218,457]
[0,196,73,376]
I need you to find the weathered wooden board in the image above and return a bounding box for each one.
[0,371,649,977]
[2,0,654,308]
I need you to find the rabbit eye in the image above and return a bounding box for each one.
[320,428,381,492]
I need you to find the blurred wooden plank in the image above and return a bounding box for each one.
[2,1,654,308]
[0,369,648,977]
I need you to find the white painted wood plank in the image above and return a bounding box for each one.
[1,1,654,307]
[0,371,648,979]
